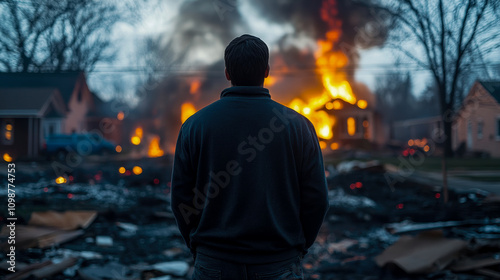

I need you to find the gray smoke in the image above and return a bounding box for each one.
[136,0,390,150]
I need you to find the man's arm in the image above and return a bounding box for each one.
[171,127,199,256]
[299,123,329,253]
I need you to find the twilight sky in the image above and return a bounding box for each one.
[87,0,500,104]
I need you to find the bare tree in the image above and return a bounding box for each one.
[0,0,126,72]
[374,0,500,202]
[376,0,499,156]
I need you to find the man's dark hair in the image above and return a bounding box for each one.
[224,34,269,86]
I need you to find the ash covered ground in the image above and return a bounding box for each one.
[1,158,499,280]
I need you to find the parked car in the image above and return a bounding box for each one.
[44,133,117,160]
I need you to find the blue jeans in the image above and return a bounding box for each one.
[192,252,304,280]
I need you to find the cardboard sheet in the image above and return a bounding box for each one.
[1,225,83,250]
[28,210,97,230]
[375,231,467,274]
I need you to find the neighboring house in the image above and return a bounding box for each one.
[453,80,500,157]
[0,88,66,158]
[0,72,109,159]
[0,72,95,134]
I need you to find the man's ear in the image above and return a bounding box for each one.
[264,65,270,78]
[225,68,231,81]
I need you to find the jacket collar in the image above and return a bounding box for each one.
[220,86,271,99]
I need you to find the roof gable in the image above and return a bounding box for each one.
[0,88,66,117]
[479,81,500,104]
[0,72,85,104]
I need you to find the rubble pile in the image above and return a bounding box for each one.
[1,160,499,279]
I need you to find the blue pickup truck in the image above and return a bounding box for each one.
[44,133,117,160]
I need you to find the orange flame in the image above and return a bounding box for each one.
[264,75,277,87]
[148,135,164,158]
[181,102,197,123]
[190,80,201,94]
[287,0,363,143]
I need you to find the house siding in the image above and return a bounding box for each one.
[64,76,92,134]
[453,82,500,157]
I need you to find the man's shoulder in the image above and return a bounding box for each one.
[270,101,315,128]
[182,100,223,126]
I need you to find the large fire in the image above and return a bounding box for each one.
[181,102,197,123]
[287,0,366,143]
[176,0,367,147]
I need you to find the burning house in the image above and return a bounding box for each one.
[129,0,389,156]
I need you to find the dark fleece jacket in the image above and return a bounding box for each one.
[171,86,329,264]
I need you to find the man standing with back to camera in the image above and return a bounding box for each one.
[171,34,329,280]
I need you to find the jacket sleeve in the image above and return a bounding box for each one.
[299,122,329,253]
[171,126,199,255]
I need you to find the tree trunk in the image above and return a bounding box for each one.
[443,119,454,158]
[441,117,453,204]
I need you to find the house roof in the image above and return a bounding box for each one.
[0,88,66,117]
[0,71,83,104]
[479,81,500,104]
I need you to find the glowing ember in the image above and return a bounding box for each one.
[148,136,164,158]
[3,153,12,162]
[181,102,197,123]
[131,136,141,145]
[131,127,143,145]
[55,176,67,184]
[117,111,124,120]
[119,167,126,174]
[132,166,142,175]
